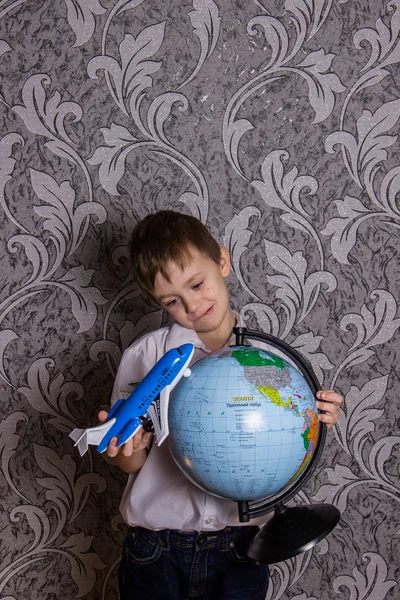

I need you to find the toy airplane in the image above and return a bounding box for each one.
[69,343,194,456]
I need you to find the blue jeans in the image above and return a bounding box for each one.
[119,526,270,599]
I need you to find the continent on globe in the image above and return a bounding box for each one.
[168,346,320,502]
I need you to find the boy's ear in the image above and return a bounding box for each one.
[219,247,231,277]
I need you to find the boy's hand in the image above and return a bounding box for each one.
[98,410,152,458]
[315,390,343,429]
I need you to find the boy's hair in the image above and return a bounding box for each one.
[129,210,222,293]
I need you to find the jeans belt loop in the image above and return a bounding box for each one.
[223,526,231,549]
[159,528,171,551]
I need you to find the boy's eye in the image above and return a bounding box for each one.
[193,282,203,290]
[166,299,177,307]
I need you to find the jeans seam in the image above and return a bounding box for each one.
[188,548,207,598]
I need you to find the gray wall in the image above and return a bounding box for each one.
[1,1,399,599]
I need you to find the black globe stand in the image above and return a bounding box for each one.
[247,502,341,563]
[232,327,341,564]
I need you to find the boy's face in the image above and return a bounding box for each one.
[152,246,234,341]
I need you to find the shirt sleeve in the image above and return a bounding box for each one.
[110,333,164,406]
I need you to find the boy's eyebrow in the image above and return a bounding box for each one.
[157,272,203,301]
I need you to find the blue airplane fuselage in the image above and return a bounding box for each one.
[96,342,194,452]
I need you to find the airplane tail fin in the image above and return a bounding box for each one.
[69,419,117,456]
[69,429,89,457]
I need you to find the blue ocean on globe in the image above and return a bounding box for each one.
[168,345,320,502]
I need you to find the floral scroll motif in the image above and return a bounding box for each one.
[88,11,220,222]
[64,0,106,48]
[323,3,400,264]
[333,553,396,600]
[223,4,346,179]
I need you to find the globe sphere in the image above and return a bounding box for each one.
[168,345,320,502]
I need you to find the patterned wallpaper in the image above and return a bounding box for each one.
[1,1,399,599]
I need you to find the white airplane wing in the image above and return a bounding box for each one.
[147,386,170,445]
[148,366,192,446]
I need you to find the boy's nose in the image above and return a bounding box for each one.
[184,297,200,315]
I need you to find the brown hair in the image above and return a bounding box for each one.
[129,210,222,292]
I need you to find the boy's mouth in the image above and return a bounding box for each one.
[199,306,214,319]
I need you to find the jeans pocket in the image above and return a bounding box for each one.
[125,528,162,565]
[228,529,258,564]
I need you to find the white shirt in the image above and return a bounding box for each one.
[112,314,279,532]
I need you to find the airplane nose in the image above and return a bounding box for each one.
[179,343,194,357]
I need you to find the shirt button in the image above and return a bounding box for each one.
[204,518,211,524]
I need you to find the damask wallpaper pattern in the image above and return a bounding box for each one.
[0,1,399,599]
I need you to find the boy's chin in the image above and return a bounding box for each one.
[193,317,226,334]
[178,319,216,333]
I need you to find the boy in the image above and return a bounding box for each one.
[99,210,343,600]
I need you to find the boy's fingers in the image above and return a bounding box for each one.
[316,400,340,412]
[98,410,109,422]
[318,412,335,429]
[103,426,152,458]
[143,431,152,443]
[106,437,119,457]
[318,411,335,422]
[131,428,148,450]
[121,438,134,457]
[316,391,344,405]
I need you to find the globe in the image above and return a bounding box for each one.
[168,343,319,504]
[167,328,341,564]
